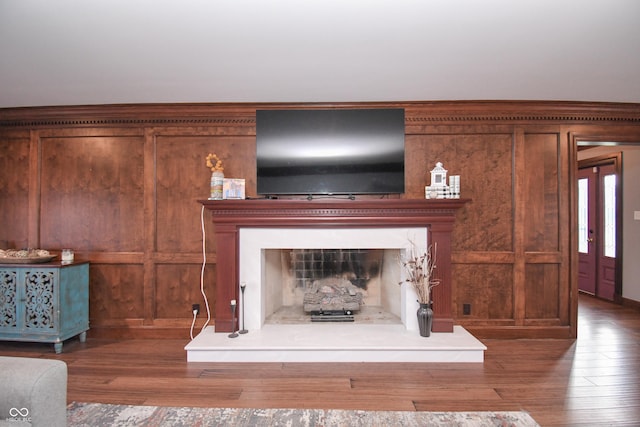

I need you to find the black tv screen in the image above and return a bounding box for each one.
[256,108,405,196]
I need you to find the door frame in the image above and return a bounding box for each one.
[572,130,626,305]
[577,153,622,302]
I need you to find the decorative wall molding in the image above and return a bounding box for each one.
[406,113,640,124]
[1,101,639,128]
[0,118,255,128]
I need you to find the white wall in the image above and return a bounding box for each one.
[621,148,640,302]
[579,145,640,302]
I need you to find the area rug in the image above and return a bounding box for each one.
[67,402,540,427]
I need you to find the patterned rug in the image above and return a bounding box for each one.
[67,402,540,426]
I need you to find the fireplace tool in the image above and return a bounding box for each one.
[239,282,248,334]
[228,300,239,338]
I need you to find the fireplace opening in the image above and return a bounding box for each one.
[263,248,402,324]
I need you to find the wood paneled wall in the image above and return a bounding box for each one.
[2,101,640,339]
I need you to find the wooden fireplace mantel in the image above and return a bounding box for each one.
[200,198,469,333]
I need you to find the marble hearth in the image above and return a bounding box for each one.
[186,324,485,362]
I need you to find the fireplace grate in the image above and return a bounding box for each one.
[310,312,355,322]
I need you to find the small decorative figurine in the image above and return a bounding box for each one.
[425,162,460,199]
[430,162,448,188]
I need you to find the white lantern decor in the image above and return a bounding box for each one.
[425,162,460,199]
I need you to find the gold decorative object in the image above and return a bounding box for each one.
[205,153,224,172]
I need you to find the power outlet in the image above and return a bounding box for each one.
[463,303,471,315]
[192,304,200,315]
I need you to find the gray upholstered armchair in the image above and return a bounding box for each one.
[0,356,67,427]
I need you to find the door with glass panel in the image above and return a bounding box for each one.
[577,162,617,301]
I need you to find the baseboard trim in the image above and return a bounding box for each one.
[87,326,190,340]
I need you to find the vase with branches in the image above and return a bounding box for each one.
[400,242,439,336]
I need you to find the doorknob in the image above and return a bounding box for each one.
[587,237,594,243]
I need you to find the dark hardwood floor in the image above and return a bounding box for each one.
[1,294,639,426]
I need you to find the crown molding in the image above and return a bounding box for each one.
[1,101,639,128]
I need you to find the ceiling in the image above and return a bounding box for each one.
[1,0,639,109]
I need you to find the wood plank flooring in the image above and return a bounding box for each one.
[1,294,639,426]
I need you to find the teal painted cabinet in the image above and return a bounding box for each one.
[0,261,89,353]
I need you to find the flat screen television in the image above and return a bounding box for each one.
[256,108,405,197]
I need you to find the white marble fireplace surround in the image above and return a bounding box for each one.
[186,227,486,362]
[242,227,426,332]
